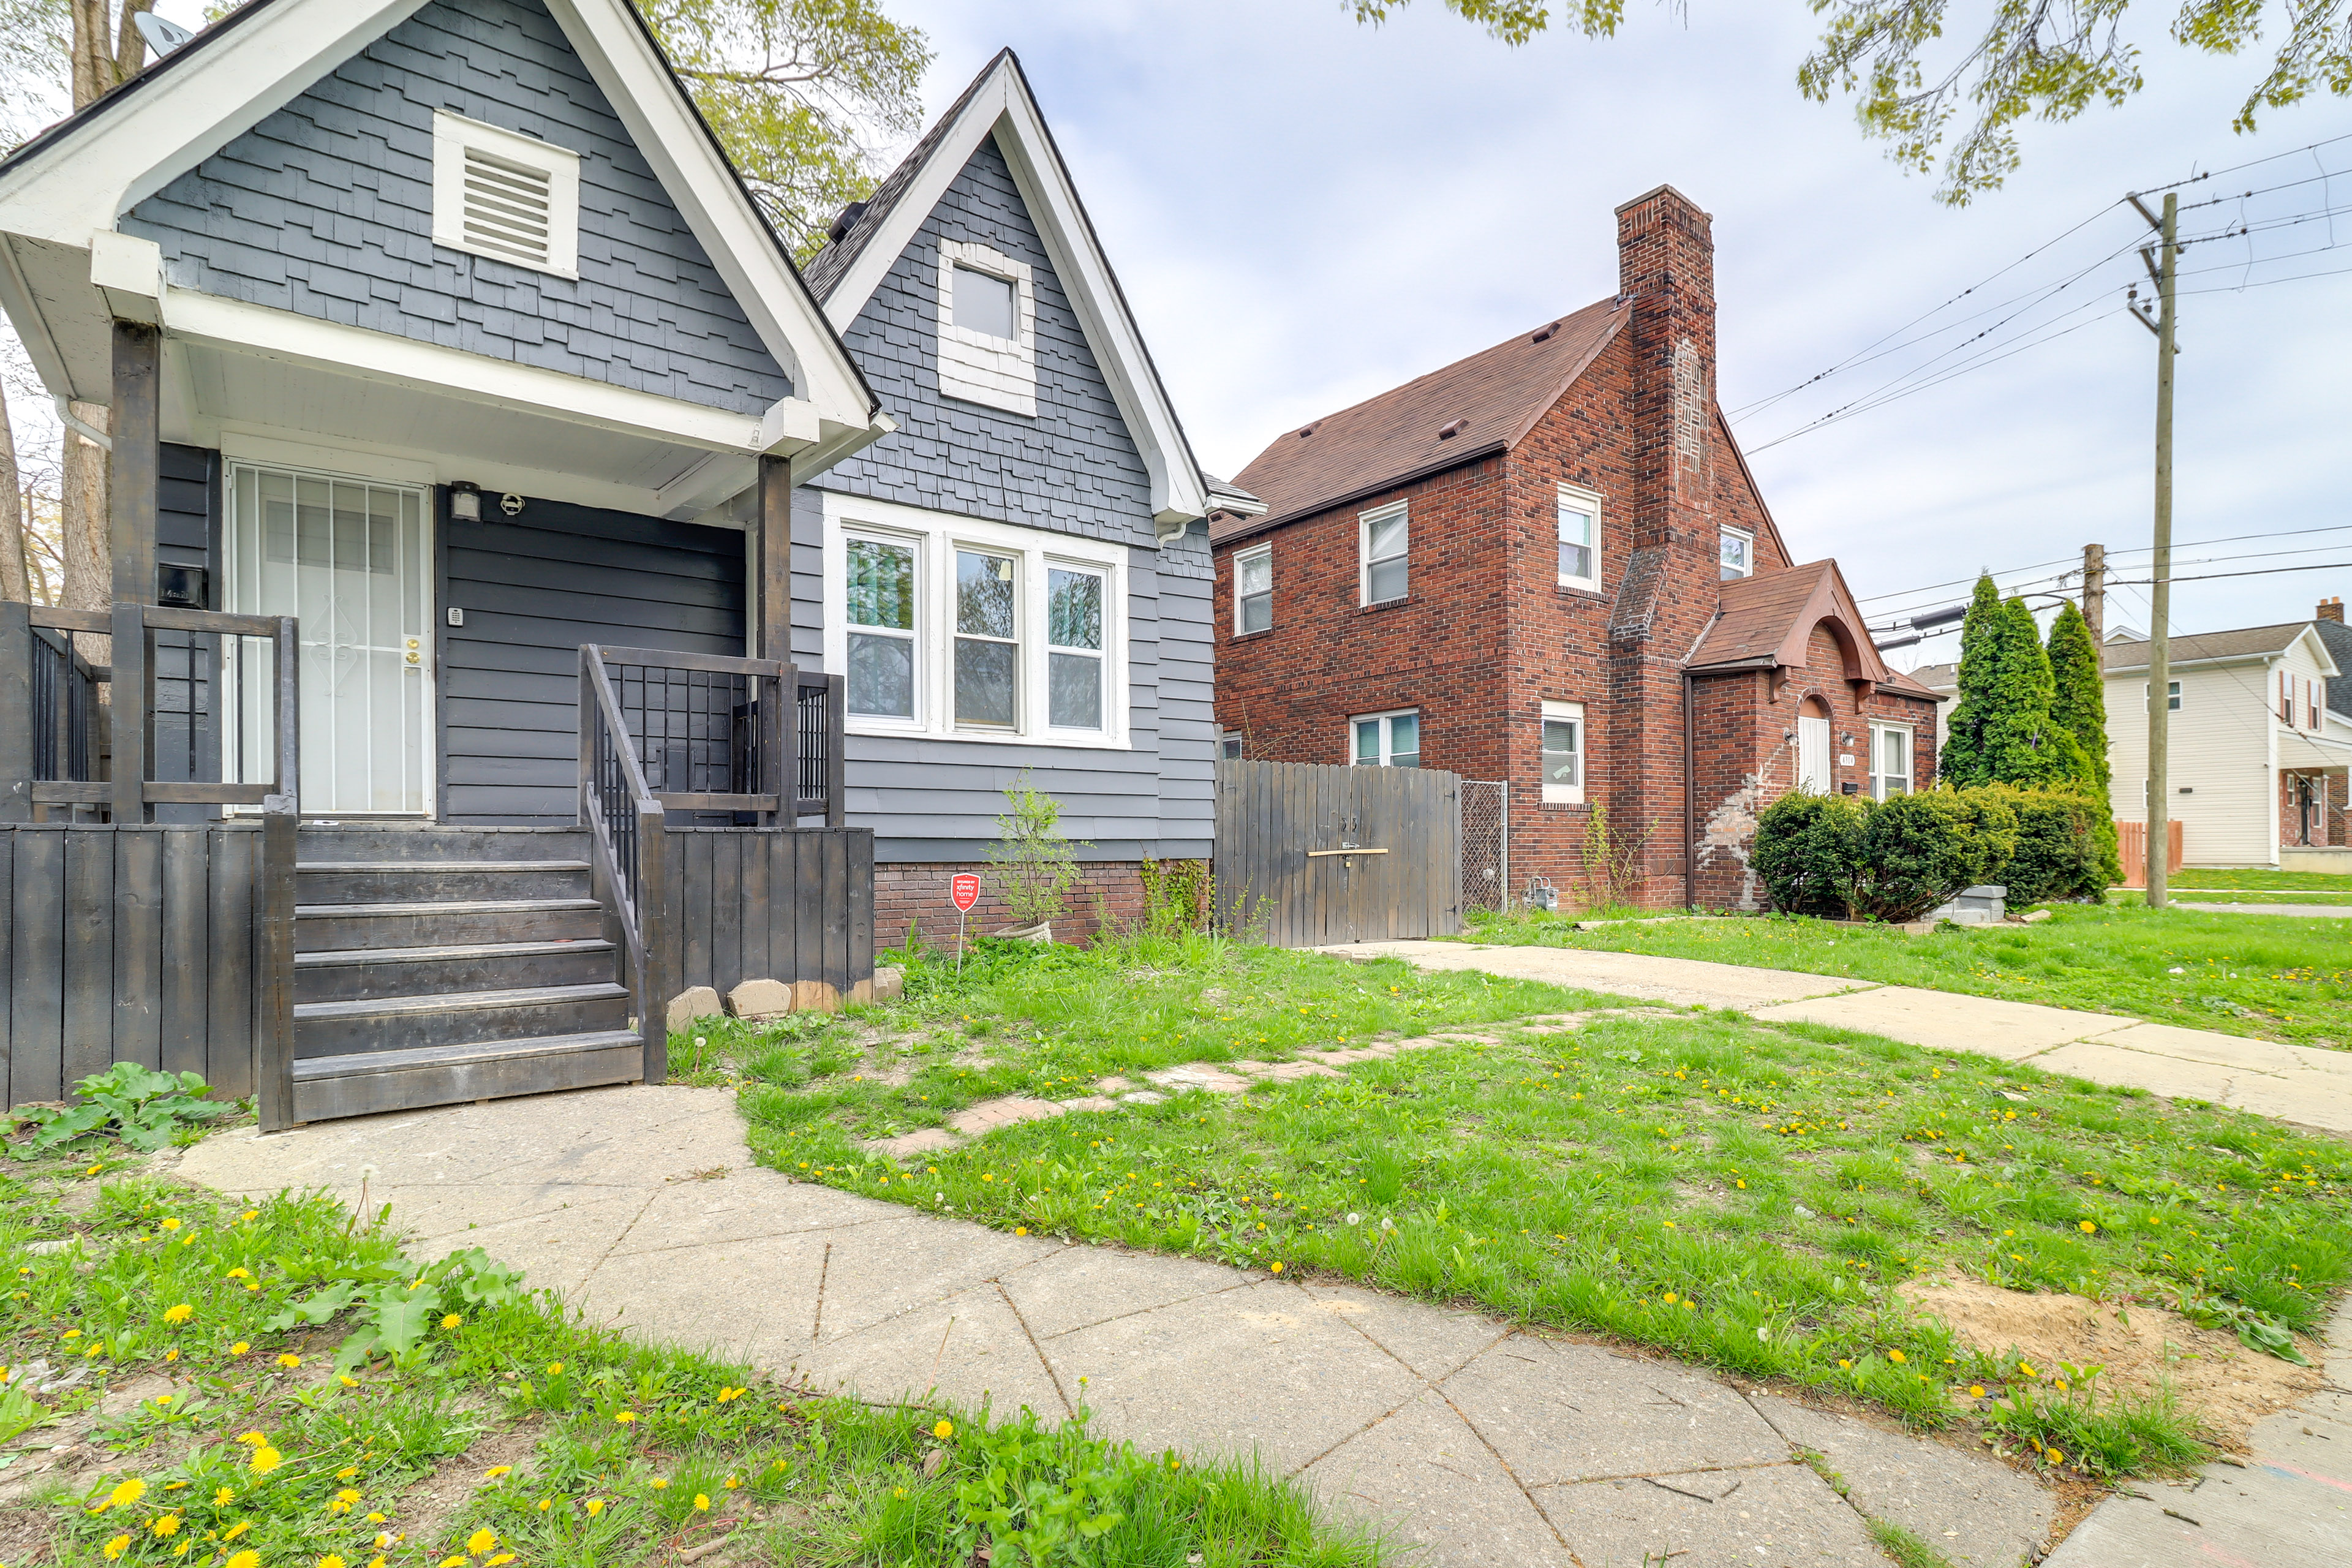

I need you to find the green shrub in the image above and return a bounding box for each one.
[1853,788,2017,922]
[1991,786,2117,904]
[1752,792,1866,918]
[1754,786,2019,923]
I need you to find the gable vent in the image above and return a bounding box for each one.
[432,111,582,279]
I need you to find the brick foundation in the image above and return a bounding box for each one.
[876,861,1173,951]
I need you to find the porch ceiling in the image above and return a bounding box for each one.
[166,334,761,521]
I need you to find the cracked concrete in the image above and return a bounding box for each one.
[178,1085,2072,1567]
[1341,940,2352,1134]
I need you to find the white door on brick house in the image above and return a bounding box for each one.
[1798,714,1832,793]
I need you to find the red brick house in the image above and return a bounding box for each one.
[1209,186,1943,910]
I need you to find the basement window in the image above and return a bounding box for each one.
[431,112,581,278]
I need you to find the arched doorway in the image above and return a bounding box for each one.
[1797,695,1833,793]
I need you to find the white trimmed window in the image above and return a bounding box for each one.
[2146,679,2180,711]
[1360,501,1408,605]
[1719,526,1752,580]
[431,111,581,277]
[1869,723,1913,799]
[1541,700,1585,804]
[1235,543,1272,634]
[824,495,1128,747]
[937,239,1037,417]
[1557,484,1600,590]
[1352,709,1420,768]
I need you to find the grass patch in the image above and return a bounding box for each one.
[717,940,2352,1477]
[2162,868,2352,895]
[1453,902,2352,1047]
[671,930,1613,1147]
[0,1148,1380,1566]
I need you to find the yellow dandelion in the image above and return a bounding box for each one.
[163,1303,194,1324]
[162,1218,181,1231]
[153,1514,182,1537]
[483,1466,512,1480]
[318,1556,348,1568]
[1888,1349,1907,1365]
[231,1341,251,1355]
[546,1362,564,1376]
[250,1447,283,1475]
[336,1466,359,1480]
[933,1419,954,1439]
[228,1553,260,1568]
[105,1535,133,1561]
[214,1488,235,1506]
[693,1493,710,1512]
[1270,1261,1284,1273]
[467,1528,498,1555]
[224,1522,252,1540]
[108,1478,148,1509]
[585,1498,605,1517]
[277,1354,301,1369]
[2079,1221,2097,1234]
[441,1315,462,1330]
[1969,1385,1986,1398]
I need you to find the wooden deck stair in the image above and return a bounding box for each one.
[289,826,644,1121]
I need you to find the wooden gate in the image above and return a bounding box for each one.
[1213,760,1461,946]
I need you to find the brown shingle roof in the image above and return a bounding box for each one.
[1686,560,1935,696]
[2100,622,2315,671]
[1213,296,1627,543]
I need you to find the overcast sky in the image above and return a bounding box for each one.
[91,2,2352,666]
[870,0,2352,666]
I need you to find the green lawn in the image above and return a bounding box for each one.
[1453,903,2352,1048]
[714,937,2352,1479]
[2163,868,2352,893]
[0,1137,1377,1566]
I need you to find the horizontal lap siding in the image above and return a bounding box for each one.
[441,500,746,824]
[2,825,260,1109]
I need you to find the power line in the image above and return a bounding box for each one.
[2108,561,2352,586]
[2136,130,2352,195]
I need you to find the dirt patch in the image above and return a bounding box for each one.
[388,1415,541,1557]
[1901,1274,2320,1448]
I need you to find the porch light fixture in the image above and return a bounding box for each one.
[447,481,483,521]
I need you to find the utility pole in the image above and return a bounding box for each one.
[2128,190,2178,909]
[2079,542,2105,642]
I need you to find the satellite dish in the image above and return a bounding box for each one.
[133,12,196,58]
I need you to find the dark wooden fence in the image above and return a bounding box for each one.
[1213,760,1461,946]
[2,823,266,1106]
[665,826,874,1003]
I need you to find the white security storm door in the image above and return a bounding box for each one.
[225,464,432,815]
[1797,714,1831,794]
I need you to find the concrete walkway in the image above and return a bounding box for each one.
[2176,900,2352,918]
[178,1088,2063,1568]
[1338,942,2352,1134]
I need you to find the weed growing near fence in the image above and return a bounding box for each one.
[0,1155,1381,1566]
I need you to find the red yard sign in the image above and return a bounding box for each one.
[950,873,981,912]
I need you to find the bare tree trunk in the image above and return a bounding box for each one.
[0,393,28,602]
[61,404,108,611]
[71,0,106,108]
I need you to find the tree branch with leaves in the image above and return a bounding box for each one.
[1354,1,2352,203]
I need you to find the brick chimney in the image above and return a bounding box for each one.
[1615,184,1717,519]
[2322,596,2345,624]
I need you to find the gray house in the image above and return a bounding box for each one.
[0,0,1213,1124]
[790,51,1221,943]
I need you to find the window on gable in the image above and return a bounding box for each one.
[1235,545,1272,635]
[431,111,580,278]
[952,265,1018,340]
[938,241,1036,417]
[1541,701,1585,804]
[1352,709,1420,768]
[845,536,918,720]
[1719,527,1753,580]
[1557,485,1600,590]
[1361,502,1408,605]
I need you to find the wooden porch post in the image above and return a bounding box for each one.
[756,453,792,660]
[108,320,160,825]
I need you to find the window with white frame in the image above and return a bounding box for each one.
[954,548,1020,728]
[1352,709,1419,768]
[431,111,581,277]
[1235,543,1272,634]
[1541,701,1585,804]
[825,496,1128,747]
[845,537,918,719]
[1047,566,1106,730]
[1557,484,1600,590]
[1361,502,1408,604]
[937,239,1037,416]
[2147,679,2180,711]
[1719,527,1752,580]
[1869,723,1913,799]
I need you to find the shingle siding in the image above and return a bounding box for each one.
[799,135,1209,862]
[122,0,792,415]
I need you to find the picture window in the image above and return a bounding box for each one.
[1352,709,1420,768]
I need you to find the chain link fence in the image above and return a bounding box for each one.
[1458,778,1509,914]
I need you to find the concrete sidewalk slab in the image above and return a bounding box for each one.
[1534,1462,1885,1567]
[1749,986,2134,1060]
[1302,1387,1576,1567]
[1330,941,1863,1009]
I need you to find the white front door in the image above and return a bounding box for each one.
[1798,714,1831,793]
[224,463,433,815]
